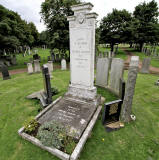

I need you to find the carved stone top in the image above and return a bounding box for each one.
[71,3,93,14]
[67,3,98,22]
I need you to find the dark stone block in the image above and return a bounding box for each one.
[0,65,11,80]
[102,99,122,125]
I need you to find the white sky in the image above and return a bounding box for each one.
[0,0,158,32]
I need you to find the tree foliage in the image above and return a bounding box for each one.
[133,0,159,50]
[99,9,132,51]
[0,5,39,55]
[41,0,80,53]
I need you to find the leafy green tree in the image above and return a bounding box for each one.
[41,0,80,53]
[99,9,132,52]
[0,4,39,55]
[133,0,159,51]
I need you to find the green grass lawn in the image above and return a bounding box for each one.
[0,70,159,160]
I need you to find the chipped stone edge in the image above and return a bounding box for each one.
[18,97,102,160]
[70,106,102,160]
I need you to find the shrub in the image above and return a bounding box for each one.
[37,120,76,153]
[24,117,39,134]
[51,87,59,96]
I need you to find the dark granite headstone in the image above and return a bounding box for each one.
[51,53,55,62]
[42,64,53,105]
[102,99,122,125]
[0,65,11,80]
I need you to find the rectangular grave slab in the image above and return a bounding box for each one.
[96,58,109,87]
[109,58,124,95]
[38,96,97,140]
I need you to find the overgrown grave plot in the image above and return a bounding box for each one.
[18,96,102,160]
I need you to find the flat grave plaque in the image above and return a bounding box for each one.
[38,97,97,140]
[102,99,122,125]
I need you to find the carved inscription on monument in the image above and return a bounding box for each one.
[70,28,92,87]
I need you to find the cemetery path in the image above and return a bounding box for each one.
[122,48,159,74]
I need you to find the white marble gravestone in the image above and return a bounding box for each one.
[61,59,67,70]
[27,63,33,74]
[46,62,53,78]
[48,61,53,72]
[96,58,109,87]
[66,3,98,100]
[34,60,41,73]
[109,58,124,95]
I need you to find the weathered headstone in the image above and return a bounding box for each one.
[61,59,67,70]
[96,58,109,87]
[140,58,151,74]
[109,58,124,95]
[0,65,11,80]
[155,79,159,86]
[27,63,33,74]
[11,55,17,65]
[121,56,139,122]
[34,60,41,73]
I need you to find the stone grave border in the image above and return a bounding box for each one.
[18,96,102,160]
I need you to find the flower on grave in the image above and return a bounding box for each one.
[102,138,105,141]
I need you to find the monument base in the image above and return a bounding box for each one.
[65,85,97,102]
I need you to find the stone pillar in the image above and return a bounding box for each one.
[140,58,151,74]
[61,59,67,70]
[121,56,139,122]
[27,63,33,74]
[34,60,41,73]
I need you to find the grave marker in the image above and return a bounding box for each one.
[140,58,151,74]
[0,65,11,80]
[61,59,67,70]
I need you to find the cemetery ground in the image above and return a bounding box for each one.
[0,64,159,159]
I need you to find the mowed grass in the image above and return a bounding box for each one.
[0,69,159,160]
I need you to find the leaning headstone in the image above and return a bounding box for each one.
[27,63,33,74]
[61,59,67,70]
[121,56,139,122]
[109,58,124,95]
[96,58,109,87]
[0,65,11,80]
[140,58,151,74]
[34,60,41,73]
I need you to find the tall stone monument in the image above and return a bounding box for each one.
[66,3,98,101]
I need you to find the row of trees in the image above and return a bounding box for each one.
[41,0,159,53]
[100,0,159,51]
[0,5,41,55]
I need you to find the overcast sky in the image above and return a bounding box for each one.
[0,0,157,32]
